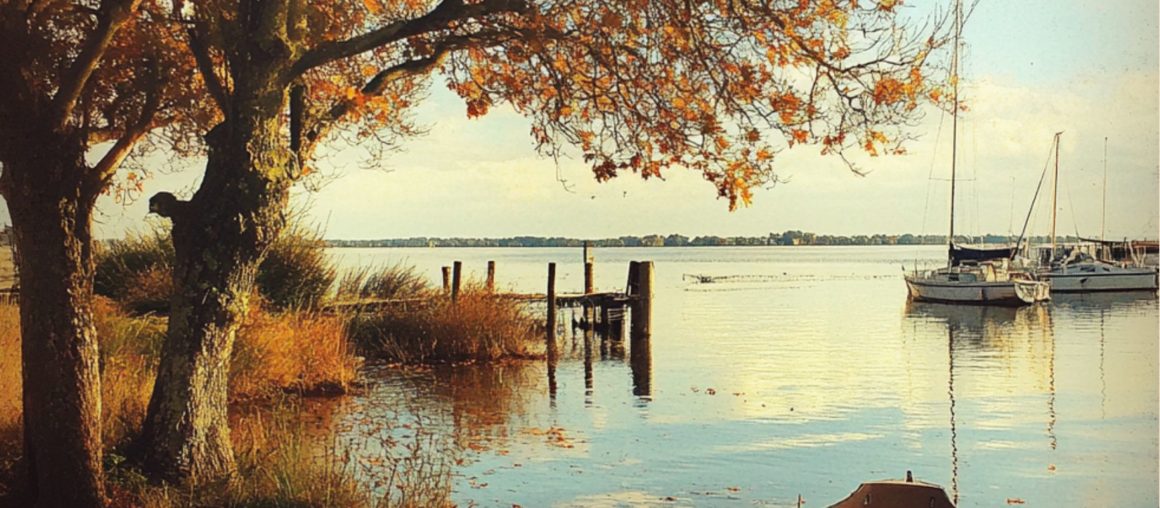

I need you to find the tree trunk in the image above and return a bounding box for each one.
[1,140,106,508]
[138,112,292,482]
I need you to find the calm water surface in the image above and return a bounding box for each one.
[326,246,1158,507]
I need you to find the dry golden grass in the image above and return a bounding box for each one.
[0,302,20,501]
[115,401,373,508]
[232,305,360,401]
[0,248,14,291]
[0,298,373,507]
[351,283,542,364]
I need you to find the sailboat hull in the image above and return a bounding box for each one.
[1039,265,1159,293]
[905,275,1046,306]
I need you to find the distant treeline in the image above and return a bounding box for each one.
[327,232,1085,248]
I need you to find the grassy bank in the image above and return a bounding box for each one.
[0,299,370,506]
[2,230,542,505]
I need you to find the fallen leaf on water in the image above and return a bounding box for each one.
[1047,464,1056,472]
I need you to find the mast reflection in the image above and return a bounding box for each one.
[903,301,1057,506]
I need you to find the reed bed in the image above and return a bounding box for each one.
[350,282,542,364]
[232,305,360,400]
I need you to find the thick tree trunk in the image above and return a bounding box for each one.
[138,112,292,482]
[1,142,106,508]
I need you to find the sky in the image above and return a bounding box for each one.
[35,0,1160,241]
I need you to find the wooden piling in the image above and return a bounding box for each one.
[630,261,654,339]
[547,262,558,364]
[486,260,496,292]
[451,261,462,303]
[583,241,594,294]
[441,266,451,293]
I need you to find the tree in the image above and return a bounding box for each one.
[0,1,204,505]
[140,0,952,483]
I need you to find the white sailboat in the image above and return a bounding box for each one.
[1030,136,1159,293]
[903,1,1050,306]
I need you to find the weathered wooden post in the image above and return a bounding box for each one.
[546,262,558,396]
[441,266,451,294]
[451,261,462,303]
[583,241,594,294]
[626,260,640,295]
[630,261,653,339]
[629,260,653,397]
[546,262,557,352]
[486,260,496,292]
[630,328,652,397]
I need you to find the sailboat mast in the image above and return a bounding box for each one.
[1050,132,1061,260]
[1101,137,1108,245]
[948,0,961,267]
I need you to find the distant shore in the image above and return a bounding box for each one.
[327,234,1091,249]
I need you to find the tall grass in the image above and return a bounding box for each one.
[95,226,336,313]
[350,283,542,364]
[0,302,20,501]
[94,229,174,314]
[232,305,360,400]
[255,225,336,311]
[335,262,428,301]
[92,297,166,450]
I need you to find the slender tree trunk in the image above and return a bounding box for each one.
[1,137,105,508]
[138,107,292,482]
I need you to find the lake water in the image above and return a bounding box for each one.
[325,246,1158,507]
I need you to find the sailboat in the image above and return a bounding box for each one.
[903,0,1050,306]
[1027,135,1159,293]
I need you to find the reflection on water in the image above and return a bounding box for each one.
[320,247,1158,507]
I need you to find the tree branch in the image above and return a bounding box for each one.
[300,30,511,154]
[186,24,230,113]
[300,51,446,155]
[92,78,162,187]
[50,0,142,131]
[287,0,526,80]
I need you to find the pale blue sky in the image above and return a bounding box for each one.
[71,1,1160,240]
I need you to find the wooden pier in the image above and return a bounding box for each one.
[321,245,655,398]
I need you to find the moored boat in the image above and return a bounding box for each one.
[1017,133,1160,293]
[905,258,1049,305]
[901,0,1049,306]
[1037,260,1158,293]
[827,471,956,508]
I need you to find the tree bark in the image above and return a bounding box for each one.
[138,103,293,482]
[1,135,106,508]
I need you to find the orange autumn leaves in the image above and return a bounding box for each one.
[100,0,944,211]
[444,0,947,210]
